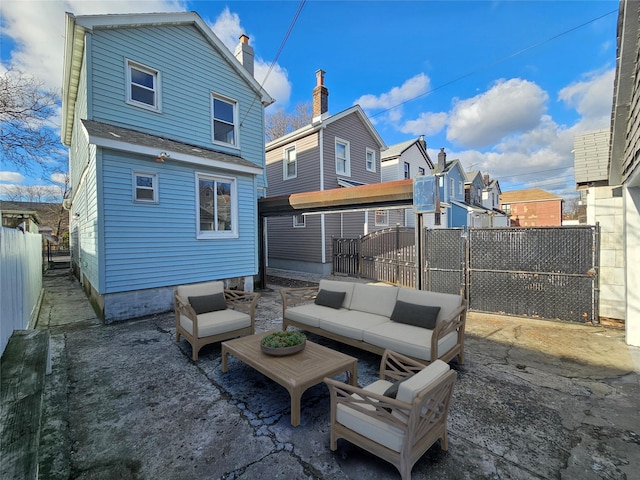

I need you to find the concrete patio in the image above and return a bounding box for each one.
[35,269,640,479]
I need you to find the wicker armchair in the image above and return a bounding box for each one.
[174,281,260,361]
[324,350,456,480]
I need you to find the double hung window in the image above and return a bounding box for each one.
[404,162,410,179]
[293,215,305,227]
[133,172,158,203]
[335,138,350,176]
[284,146,297,179]
[212,94,237,146]
[126,60,159,110]
[366,148,376,172]
[374,210,388,226]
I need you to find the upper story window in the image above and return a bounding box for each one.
[284,146,297,179]
[366,148,376,172]
[374,210,389,226]
[335,138,351,176]
[418,167,425,176]
[133,171,158,203]
[212,94,238,147]
[503,203,511,215]
[450,178,455,197]
[403,162,410,179]
[126,60,160,111]
[293,215,305,228]
[196,173,237,239]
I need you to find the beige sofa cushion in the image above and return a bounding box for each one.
[336,379,405,452]
[319,310,389,341]
[177,280,224,298]
[348,283,399,317]
[363,322,458,361]
[395,359,450,404]
[180,309,251,338]
[318,279,355,308]
[396,288,462,324]
[285,303,337,328]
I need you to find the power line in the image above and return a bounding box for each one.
[370,8,618,118]
[240,0,306,126]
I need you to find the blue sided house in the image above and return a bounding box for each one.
[61,12,274,322]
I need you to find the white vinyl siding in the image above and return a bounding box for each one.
[133,171,158,203]
[196,173,237,238]
[284,145,297,179]
[126,60,160,111]
[211,93,238,147]
[335,137,351,176]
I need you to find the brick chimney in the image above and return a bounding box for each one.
[484,173,490,186]
[313,69,328,119]
[437,147,446,172]
[234,34,254,76]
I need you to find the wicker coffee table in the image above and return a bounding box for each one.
[221,331,358,426]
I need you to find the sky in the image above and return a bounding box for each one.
[0,0,620,202]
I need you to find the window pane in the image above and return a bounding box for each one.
[131,68,154,88]
[214,98,234,123]
[131,85,155,106]
[136,188,154,200]
[214,120,235,144]
[217,182,232,231]
[136,176,153,188]
[336,143,346,157]
[199,178,215,231]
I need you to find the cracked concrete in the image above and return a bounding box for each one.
[36,269,640,479]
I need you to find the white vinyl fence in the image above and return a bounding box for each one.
[0,227,43,356]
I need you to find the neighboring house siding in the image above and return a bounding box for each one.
[100,149,257,293]
[509,200,562,226]
[89,25,264,168]
[266,133,320,195]
[380,159,399,183]
[267,216,323,263]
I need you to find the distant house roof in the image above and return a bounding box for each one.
[381,138,418,160]
[266,105,387,152]
[81,120,262,175]
[500,188,561,204]
[0,201,41,224]
[464,170,481,183]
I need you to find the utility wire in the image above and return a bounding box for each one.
[369,8,619,118]
[240,0,306,126]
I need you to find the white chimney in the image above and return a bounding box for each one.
[234,34,254,76]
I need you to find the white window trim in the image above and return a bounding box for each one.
[125,59,161,112]
[404,162,410,179]
[374,210,389,227]
[283,145,297,180]
[293,214,306,228]
[366,148,376,172]
[335,137,351,177]
[211,92,239,148]
[132,171,158,204]
[195,172,238,239]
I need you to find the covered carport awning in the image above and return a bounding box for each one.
[256,179,416,287]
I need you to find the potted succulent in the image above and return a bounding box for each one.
[261,331,307,356]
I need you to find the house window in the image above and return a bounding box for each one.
[212,94,237,146]
[284,146,297,179]
[434,212,441,226]
[503,204,511,215]
[293,215,305,228]
[196,174,237,238]
[335,138,350,176]
[375,210,388,226]
[366,148,376,172]
[418,167,425,176]
[133,172,158,203]
[450,178,455,197]
[403,162,410,179]
[126,60,159,110]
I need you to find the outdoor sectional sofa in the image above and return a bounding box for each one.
[280,279,467,364]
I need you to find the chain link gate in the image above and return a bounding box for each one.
[468,226,599,323]
[420,228,466,296]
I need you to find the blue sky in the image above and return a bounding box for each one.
[0,0,619,201]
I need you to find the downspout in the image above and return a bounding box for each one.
[320,128,326,264]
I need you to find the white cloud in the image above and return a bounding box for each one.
[558,68,614,129]
[0,171,25,183]
[400,112,448,136]
[51,173,68,185]
[354,73,430,110]
[447,78,548,149]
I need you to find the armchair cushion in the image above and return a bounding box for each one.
[188,293,227,314]
[382,374,415,399]
[390,301,440,329]
[315,289,346,309]
[179,309,251,338]
[395,359,450,404]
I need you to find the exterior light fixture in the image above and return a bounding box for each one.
[156,152,170,162]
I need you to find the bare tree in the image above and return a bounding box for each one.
[265,102,312,142]
[0,69,62,172]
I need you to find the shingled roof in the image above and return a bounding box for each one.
[500,188,561,203]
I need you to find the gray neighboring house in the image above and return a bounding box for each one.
[380,136,434,227]
[265,70,387,274]
[464,171,509,227]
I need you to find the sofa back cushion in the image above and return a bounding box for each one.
[177,281,224,299]
[396,288,462,324]
[318,280,355,309]
[349,283,399,318]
